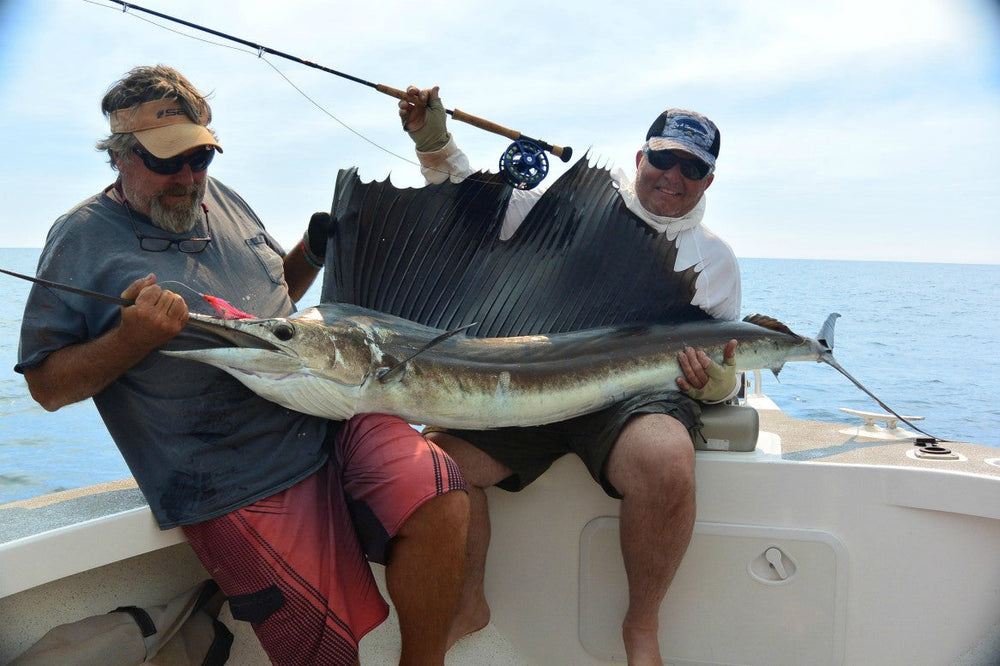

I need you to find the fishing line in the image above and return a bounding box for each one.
[83,0,428,175]
[254,57,423,171]
[157,280,208,301]
[83,0,244,54]
[85,0,571,188]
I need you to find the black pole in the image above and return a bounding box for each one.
[107,1,573,161]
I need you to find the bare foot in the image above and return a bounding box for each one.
[623,622,664,666]
[446,600,491,649]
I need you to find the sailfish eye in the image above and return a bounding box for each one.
[272,322,296,341]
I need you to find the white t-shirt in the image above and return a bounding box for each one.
[417,137,741,322]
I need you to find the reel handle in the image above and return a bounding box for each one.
[377,84,573,163]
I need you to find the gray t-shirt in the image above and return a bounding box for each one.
[16,178,330,528]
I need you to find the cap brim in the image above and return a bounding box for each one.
[133,123,223,158]
[646,138,714,169]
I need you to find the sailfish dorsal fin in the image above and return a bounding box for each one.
[323,158,709,337]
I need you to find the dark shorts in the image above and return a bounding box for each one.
[182,413,465,666]
[434,390,701,499]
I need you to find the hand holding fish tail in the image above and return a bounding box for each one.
[677,339,739,403]
[399,85,449,152]
[118,274,188,350]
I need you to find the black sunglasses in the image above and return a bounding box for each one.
[642,145,711,181]
[125,201,212,253]
[132,145,216,176]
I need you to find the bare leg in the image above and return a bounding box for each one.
[425,432,512,649]
[386,489,470,665]
[604,413,696,666]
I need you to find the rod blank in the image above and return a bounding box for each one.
[110,1,572,161]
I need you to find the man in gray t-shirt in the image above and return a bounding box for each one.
[16,65,468,665]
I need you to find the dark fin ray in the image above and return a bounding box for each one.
[324,157,709,337]
[323,168,511,328]
[456,158,707,336]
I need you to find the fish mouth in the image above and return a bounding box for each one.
[165,313,307,376]
[184,313,283,351]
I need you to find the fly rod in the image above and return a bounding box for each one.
[107,0,572,189]
[0,268,134,306]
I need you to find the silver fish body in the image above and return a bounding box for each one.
[167,304,837,429]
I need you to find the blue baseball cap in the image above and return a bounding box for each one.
[645,109,720,171]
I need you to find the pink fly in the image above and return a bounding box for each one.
[202,294,256,320]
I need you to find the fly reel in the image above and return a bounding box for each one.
[499,139,549,190]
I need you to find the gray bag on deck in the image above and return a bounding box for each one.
[9,579,232,666]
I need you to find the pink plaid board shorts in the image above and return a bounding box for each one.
[182,413,465,665]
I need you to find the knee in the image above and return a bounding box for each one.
[437,489,471,526]
[398,490,470,542]
[607,415,696,496]
[639,444,695,494]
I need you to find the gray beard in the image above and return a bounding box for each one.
[123,179,207,233]
[150,195,201,233]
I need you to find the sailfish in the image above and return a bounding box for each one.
[2,158,936,437]
[165,159,932,437]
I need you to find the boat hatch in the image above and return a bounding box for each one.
[580,520,847,664]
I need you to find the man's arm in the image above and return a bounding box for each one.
[399,85,544,239]
[399,86,473,185]
[283,243,320,303]
[23,274,187,411]
[283,211,329,303]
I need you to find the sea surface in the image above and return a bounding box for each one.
[1,248,998,505]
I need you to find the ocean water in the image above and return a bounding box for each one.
[1,248,998,505]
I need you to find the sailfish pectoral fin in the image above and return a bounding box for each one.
[376,322,478,383]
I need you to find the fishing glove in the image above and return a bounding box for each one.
[407,96,449,153]
[302,212,330,269]
[684,355,739,404]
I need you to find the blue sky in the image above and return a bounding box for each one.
[1,0,998,263]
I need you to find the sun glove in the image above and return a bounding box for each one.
[684,355,739,404]
[406,97,449,153]
[302,211,330,268]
